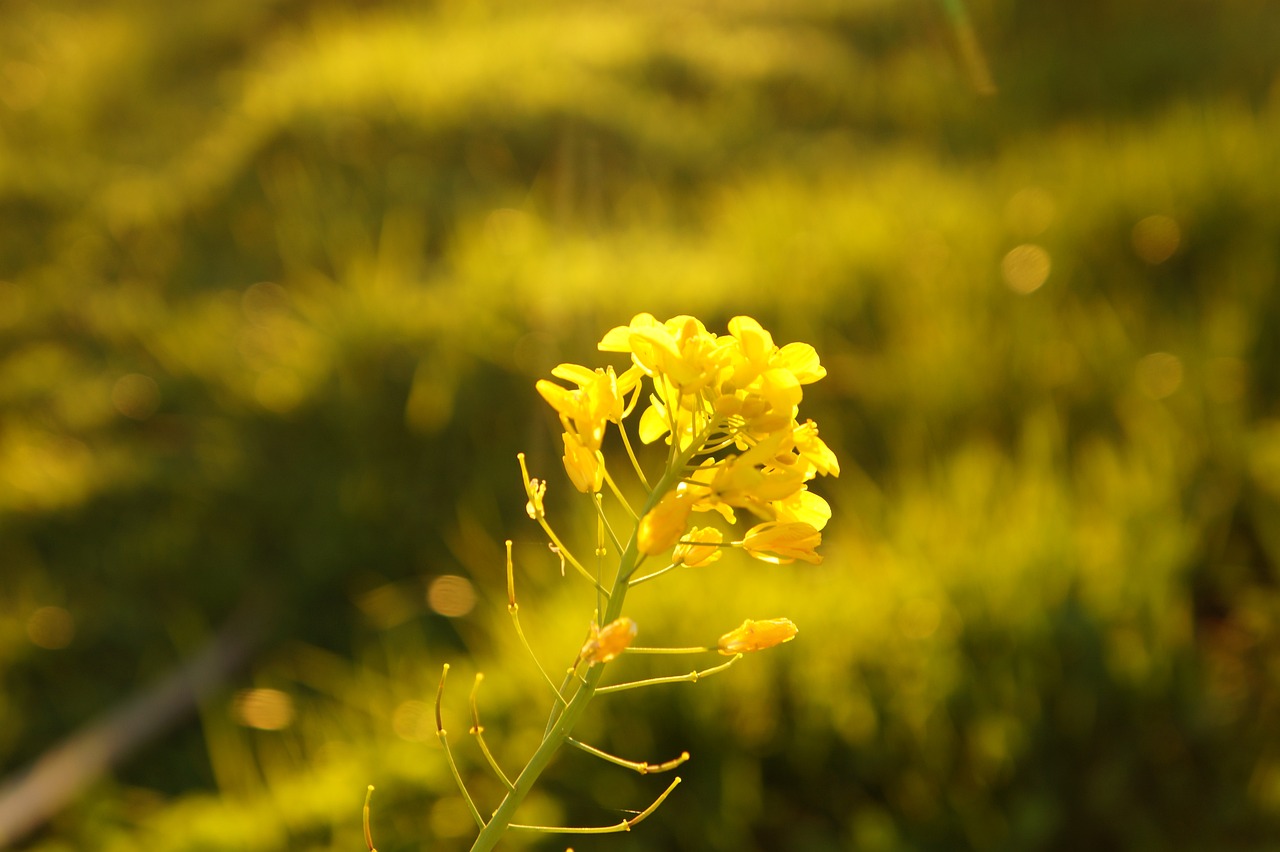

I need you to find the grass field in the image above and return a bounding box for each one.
[2,1,1280,849]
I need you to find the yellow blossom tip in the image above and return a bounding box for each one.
[580,617,638,664]
[718,618,799,655]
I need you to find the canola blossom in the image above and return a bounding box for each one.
[542,313,840,560]
[718,617,800,654]
[435,315,839,852]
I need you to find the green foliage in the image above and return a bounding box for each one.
[3,0,1280,849]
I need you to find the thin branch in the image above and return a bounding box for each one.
[595,654,743,695]
[469,674,515,791]
[624,645,715,655]
[617,413,651,492]
[509,777,682,834]
[363,786,378,852]
[506,542,570,707]
[565,737,689,774]
[435,664,485,830]
[538,518,609,598]
[602,468,637,520]
[594,493,625,554]
[628,562,679,587]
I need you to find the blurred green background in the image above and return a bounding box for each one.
[3,0,1280,849]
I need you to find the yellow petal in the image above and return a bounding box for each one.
[773,488,832,531]
[774,342,826,384]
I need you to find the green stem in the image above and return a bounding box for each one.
[467,448,695,852]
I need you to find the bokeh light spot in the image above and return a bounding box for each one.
[1132,215,1181,265]
[392,700,434,741]
[241,282,290,325]
[254,368,306,414]
[1001,244,1051,293]
[356,582,418,629]
[27,606,75,649]
[898,598,942,639]
[428,575,476,618]
[484,208,535,255]
[1136,352,1183,400]
[111,373,161,420]
[232,688,295,730]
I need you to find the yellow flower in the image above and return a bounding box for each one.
[561,432,604,493]
[792,419,840,478]
[672,527,724,568]
[525,478,547,520]
[536,364,640,452]
[517,453,546,519]
[771,487,832,531]
[717,617,798,655]
[690,434,808,519]
[599,314,729,394]
[581,617,638,664]
[637,487,695,555]
[739,521,823,565]
[773,341,826,384]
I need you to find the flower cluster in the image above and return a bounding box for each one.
[428,314,840,852]
[538,313,840,566]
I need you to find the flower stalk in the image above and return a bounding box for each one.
[420,314,839,851]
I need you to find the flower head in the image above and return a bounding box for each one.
[717,617,798,655]
[536,364,640,452]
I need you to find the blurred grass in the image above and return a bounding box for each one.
[2,0,1280,849]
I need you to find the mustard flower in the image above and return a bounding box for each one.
[771,487,832,531]
[580,617,638,664]
[791,419,840,478]
[599,313,729,395]
[536,364,640,452]
[671,527,724,568]
[524,478,545,516]
[739,521,824,565]
[717,617,798,655]
[692,443,808,519]
[561,432,604,494]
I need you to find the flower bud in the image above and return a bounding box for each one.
[581,617,638,664]
[717,617,798,655]
[637,488,694,555]
[672,527,724,568]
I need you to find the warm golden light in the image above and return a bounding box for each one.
[392,700,434,741]
[232,688,295,730]
[1001,244,1051,293]
[26,606,75,649]
[1135,352,1183,400]
[111,374,161,421]
[428,574,477,617]
[1132,215,1181,265]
